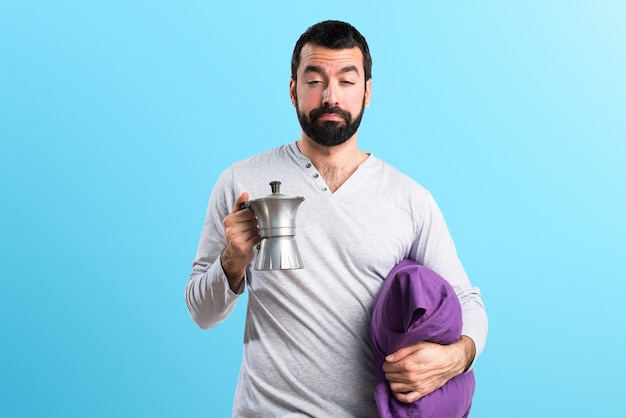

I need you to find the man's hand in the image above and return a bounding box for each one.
[382,336,476,403]
[220,192,261,291]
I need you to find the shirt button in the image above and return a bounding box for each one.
[305,163,312,168]
[321,187,328,192]
[313,173,319,178]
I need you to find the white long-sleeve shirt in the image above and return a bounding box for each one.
[186,142,488,417]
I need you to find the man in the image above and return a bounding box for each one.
[186,20,487,417]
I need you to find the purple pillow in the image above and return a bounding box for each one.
[370,260,475,418]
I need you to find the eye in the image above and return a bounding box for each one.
[340,80,356,85]
[306,79,324,85]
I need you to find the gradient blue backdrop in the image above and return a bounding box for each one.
[1,1,625,417]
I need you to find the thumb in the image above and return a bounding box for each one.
[231,192,250,214]
[386,343,422,363]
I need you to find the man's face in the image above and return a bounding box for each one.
[290,44,372,146]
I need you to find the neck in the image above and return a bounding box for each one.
[297,134,365,164]
[297,135,369,192]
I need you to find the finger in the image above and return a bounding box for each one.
[382,360,403,374]
[242,219,262,242]
[231,192,250,214]
[225,215,259,241]
[385,343,423,363]
[385,370,411,385]
[393,391,422,404]
[382,357,412,374]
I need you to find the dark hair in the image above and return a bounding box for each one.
[291,20,372,81]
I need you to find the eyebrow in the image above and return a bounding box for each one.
[302,64,360,76]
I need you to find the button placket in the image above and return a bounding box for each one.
[304,161,330,193]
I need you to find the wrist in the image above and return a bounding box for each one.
[220,252,246,291]
[458,335,476,373]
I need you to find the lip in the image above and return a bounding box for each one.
[318,113,344,121]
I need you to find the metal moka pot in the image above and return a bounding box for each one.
[243,181,305,270]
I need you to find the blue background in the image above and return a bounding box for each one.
[1,1,625,417]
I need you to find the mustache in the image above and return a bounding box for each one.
[309,106,352,123]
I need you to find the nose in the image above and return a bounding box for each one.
[322,83,338,106]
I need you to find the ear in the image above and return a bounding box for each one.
[289,78,297,107]
[364,78,372,108]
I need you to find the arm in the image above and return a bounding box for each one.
[385,193,487,402]
[184,171,260,329]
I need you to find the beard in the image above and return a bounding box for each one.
[296,97,366,147]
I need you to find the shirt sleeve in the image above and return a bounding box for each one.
[184,167,248,329]
[411,192,488,362]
